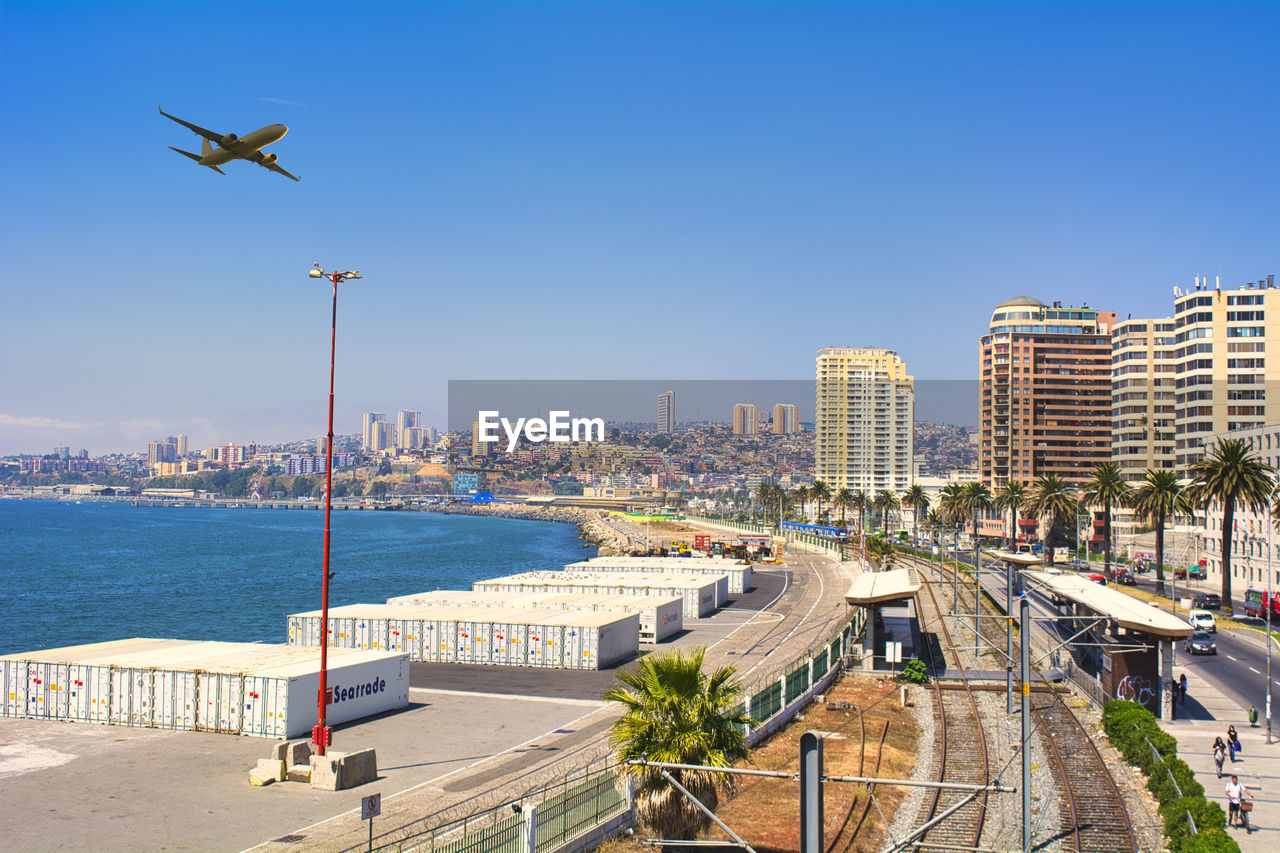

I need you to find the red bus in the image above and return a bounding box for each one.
[1244,588,1280,619]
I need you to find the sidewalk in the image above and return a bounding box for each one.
[1160,664,1280,851]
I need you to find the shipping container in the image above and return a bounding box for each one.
[0,639,408,738]
[565,556,753,594]
[472,572,719,618]
[287,604,638,669]
[387,589,683,643]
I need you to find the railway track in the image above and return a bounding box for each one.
[1031,691,1137,853]
[913,564,990,852]
[915,551,1138,853]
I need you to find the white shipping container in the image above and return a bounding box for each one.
[473,572,717,618]
[566,556,753,594]
[0,640,408,738]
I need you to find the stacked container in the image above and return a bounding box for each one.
[565,556,754,594]
[287,604,639,670]
[386,589,684,643]
[473,571,722,617]
[0,638,408,738]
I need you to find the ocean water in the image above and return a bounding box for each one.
[0,500,593,655]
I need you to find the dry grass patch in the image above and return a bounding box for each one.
[699,675,922,853]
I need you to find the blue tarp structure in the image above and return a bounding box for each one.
[469,491,497,504]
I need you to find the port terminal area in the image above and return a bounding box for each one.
[0,541,854,852]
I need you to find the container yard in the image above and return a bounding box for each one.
[0,638,409,738]
[384,589,684,642]
[472,571,723,617]
[287,604,639,670]
[564,555,754,594]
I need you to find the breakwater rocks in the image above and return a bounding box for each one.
[415,502,635,555]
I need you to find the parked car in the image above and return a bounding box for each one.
[1084,573,1107,586]
[1193,593,1222,611]
[1184,631,1218,655]
[1188,609,1217,633]
[1173,567,1188,580]
[1189,565,1208,581]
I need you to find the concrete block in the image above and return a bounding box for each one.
[255,758,286,782]
[248,769,276,787]
[270,741,289,762]
[286,764,312,783]
[309,753,343,791]
[287,740,312,767]
[339,748,377,788]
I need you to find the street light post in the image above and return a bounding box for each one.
[308,264,362,756]
[1267,518,1273,744]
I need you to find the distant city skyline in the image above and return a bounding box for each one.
[1,4,1275,456]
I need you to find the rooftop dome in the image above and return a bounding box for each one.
[997,295,1047,309]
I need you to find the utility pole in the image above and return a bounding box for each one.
[1006,560,1014,714]
[1269,517,1274,744]
[1021,596,1032,852]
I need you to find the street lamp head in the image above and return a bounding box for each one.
[342,271,363,280]
[308,268,324,278]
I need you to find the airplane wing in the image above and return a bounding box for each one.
[266,161,301,181]
[158,106,224,143]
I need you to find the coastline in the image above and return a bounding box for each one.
[415,500,637,555]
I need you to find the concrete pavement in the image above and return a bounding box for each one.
[1160,659,1279,850]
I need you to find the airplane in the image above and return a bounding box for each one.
[159,106,300,181]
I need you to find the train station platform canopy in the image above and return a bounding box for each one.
[845,568,920,605]
[1023,570,1194,639]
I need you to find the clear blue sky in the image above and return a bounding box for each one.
[1,1,1275,455]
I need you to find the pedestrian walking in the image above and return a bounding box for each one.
[1226,775,1250,828]
[1180,673,1189,701]
[1228,725,1241,762]
[1213,738,1227,777]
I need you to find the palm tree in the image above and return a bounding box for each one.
[994,480,1027,550]
[938,483,966,527]
[1130,469,1193,597]
[606,647,753,836]
[1081,462,1132,580]
[833,487,854,528]
[793,485,810,523]
[754,481,773,522]
[852,489,870,534]
[903,484,930,546]
[874,489,900,536]
[810,480,832,525]
[925,507,944,544]
[961,482,993,559]
[1188,438,1275,617]
[1023,473,1079,565]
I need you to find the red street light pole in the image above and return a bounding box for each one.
[308,263,362,756]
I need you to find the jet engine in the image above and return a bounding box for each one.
[220,133,238,146]
[260,152,278,166]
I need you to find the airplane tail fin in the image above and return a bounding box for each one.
[201,136,213,158]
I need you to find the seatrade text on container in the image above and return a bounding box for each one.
[475,410,606,452]
[327,678,387,705]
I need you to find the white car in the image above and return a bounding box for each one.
[1188,609,1217,633]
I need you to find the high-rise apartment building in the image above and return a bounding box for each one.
[361,412,387,451]
[1111,317,1177,537]
[978,297,1115,487]
[657,391,675,433]
[471,420,491,457]
[732,403,759,435]
[772,403,799,435]
[369,421,395,453]
[815,348,914,493]
[1174,275,1280,467]
[396,411,420,449]
[175,434,188,456]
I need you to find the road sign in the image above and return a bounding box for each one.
[362,793,381,820]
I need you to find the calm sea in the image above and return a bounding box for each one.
[0,500,593,655]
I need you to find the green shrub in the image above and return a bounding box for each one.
[899,658,929,685]
[1102,700,1240,853]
